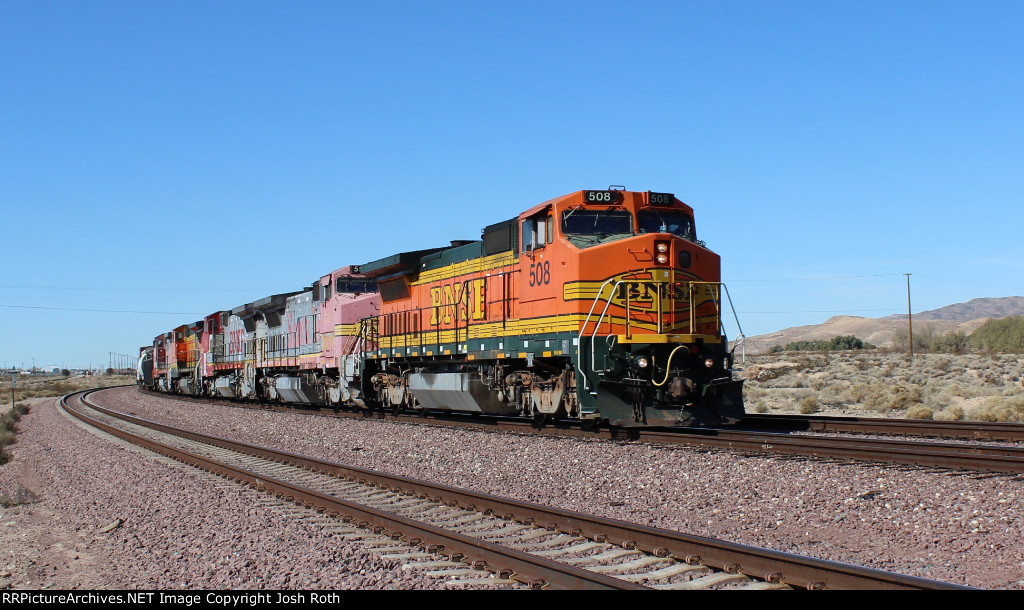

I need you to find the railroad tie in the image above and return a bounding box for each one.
[563,549,642,565]
[617,562,711,583]
[474,524,535,539]
[531,541,606,557]
[488,528,556,544]
[451,519,509,534]
[381,552,436,561]
[430,512,481,526]
[588,555,674,574]
[401,560,467,571]
[446,576,519,587]
[507,535,585,550]
[735,581,793,590]
[652,571,751,590]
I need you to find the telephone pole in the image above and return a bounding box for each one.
[904,273,913,356]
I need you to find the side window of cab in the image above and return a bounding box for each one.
[521,210,554,252]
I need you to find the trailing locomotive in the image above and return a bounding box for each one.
[139,188,744,427]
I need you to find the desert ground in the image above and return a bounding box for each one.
[740,350,1024,421]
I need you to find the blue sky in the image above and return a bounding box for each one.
[2,1,1022,369]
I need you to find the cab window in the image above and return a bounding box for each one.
[637,209,695,240]
[521,211,553,251]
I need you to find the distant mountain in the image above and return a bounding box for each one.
[740,296,1024,355]
[880,296,1024,321]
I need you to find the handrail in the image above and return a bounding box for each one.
[719,282,746,364]
[576,277,742,391]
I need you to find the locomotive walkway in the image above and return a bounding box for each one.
[64,389,967,590]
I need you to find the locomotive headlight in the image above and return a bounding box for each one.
[636,356,649,368]
[704,357,715,368]
[656,242,669,253]
[656,253,669,264]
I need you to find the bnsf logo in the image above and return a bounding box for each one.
[429,279,486,325]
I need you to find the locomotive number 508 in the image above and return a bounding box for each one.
[529,260,551,287]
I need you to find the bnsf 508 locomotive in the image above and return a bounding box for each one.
[138,189,744,427]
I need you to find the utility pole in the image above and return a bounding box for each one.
[904,273,913,356]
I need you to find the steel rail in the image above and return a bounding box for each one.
[740,413,1024,443]
[62,392,644,590]
[610,426,1024,474]
[78,390,968,590]
[132,385,1024,473]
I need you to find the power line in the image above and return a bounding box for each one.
[0,284,275,293]
[0,304,206,315]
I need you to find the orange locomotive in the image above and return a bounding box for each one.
[358,188,744,426]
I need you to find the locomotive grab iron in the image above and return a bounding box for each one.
[139,188,745,427]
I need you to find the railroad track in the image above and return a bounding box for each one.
[740,413,1024,443]
[133,386,1024,474]
[65,389,967,590]
[133,386,1024,473]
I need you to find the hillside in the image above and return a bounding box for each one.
[880,296,1024,321]
[740,296,1024,355]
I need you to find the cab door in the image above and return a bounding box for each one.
[518,208,557,321]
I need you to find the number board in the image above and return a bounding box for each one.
[583,190,623,205]
[648,192,675,205]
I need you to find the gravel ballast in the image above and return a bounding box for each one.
[0,396,463,589]
[5,386,1024,589]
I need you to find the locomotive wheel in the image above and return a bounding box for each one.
[531,410,550,429]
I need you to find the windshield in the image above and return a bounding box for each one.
[561,209,633,236]
[637,209,695,240]
[336,279,378,294]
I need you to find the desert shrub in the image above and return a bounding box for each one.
[971,317,1024,352]
[773,335,876,352]
[904,405,934,419]
[752,403,769,414]
[798,396,820,414]
[1,413,19,437]
[0,402,30,463]
[892,384,922,409]
[934,404,965,421]
[892,323,935,353]
[862,384,923,413]
[818,383,847,404]
[967,396,1024,422]
[853,356,872,371]
[842,383,876,404]
[809,377,829,391]
[947,382,987,399]
[930,331,970,354]
[751,366,784,382]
